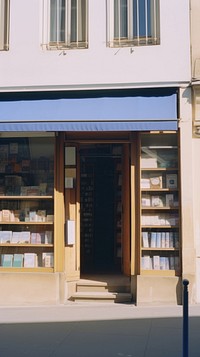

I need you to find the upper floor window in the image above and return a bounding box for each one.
[0,0,9,51]
[107,0,160,48]
[43,0,88,50]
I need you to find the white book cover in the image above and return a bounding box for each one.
[156,232,161,248]
[141,194,151,207]
[160,257,166,270]
[142,232,149,248]
[150,232,157,248]
[153,255,160,270]
[30,233,37,244]
[141,178,150,189]
[20,231,31,244]
[0,231,12,243]
[141,157,157,168]
[141,255,151,270]
[11,232,21,244]
[24,253,37,268]
[165,232,170,248]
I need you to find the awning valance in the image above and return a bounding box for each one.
[0,88,178,131]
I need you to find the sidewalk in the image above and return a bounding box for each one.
[0,303,199,356]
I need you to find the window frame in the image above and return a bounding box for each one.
[0,0,10,51]
[107,0,160,48]
[42,0,88,50]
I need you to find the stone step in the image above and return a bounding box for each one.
[76,279,130,294]
[71,291,132,303]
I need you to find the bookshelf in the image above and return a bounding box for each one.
[139,133,181,276]
[0,137,54,271]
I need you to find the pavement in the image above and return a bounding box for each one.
[0,302,200,357]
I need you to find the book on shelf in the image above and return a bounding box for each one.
[142,232,149,248]
[37,210,46,222]
[2,254,13,267]
[160,257,170,270]
[141,255,152,270]
[141,157,157,168]
[150,232,157,248]
[160,257,166,270]
[13,254,24,267]
[156,232,161,248]
[20,232,31,244]
[161,232,166,248]
[2,209,10,222]
[24,253,38,268]
[166,174,178,189]
[151,196,164,207]
[42,252,54,267]
[11,232,21,244]
[153,255,160,270]
[141,194,151,207]
[165,232,170,248]
[0,231,12,243]
[45,231,53,244]
[141,178,150,189]
[30,232,45,244]
[150,175,162,189]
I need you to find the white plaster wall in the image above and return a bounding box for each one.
[193,137,200,302]
[191,0,200,76]
[179,87,196,303]
[0,0,191,91]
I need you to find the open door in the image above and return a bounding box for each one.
[79,143,131,276]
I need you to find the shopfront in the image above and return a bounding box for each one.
[0,88,181,305]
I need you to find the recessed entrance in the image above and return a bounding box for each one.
[80,144,123,274]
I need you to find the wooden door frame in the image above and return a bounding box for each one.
[64,132,132,277]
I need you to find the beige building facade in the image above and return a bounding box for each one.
[0,0,199,306]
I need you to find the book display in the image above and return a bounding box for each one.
[140,133,181,275]
[0,137,54,271]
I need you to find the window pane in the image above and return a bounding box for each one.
[71,0,87,43]
[50,0,65,43]
[0,0,9,50]
[114,0,127,39]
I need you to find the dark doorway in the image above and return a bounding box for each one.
[93,157,114,272]
[80,145,122,274]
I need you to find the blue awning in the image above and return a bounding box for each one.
[0,89,178,131]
